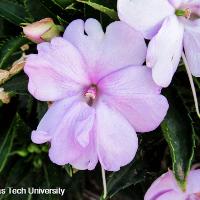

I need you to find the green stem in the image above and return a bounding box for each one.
[101,165,107,199]
[182,52,200,118]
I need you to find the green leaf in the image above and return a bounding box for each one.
[76,0,118,20]
[36,101,48,120]
[0,19,7,38]
[64,164,73,177]
[24,0,57,21]
[57,15,68,25]
[0,113,28,173]
[0,0,28,25]
[3,73,28,95]
[0,36,28,69]
[51,0,74,8]
[106,160,146,198]
[0,161,32,200]
[161,90,195,190]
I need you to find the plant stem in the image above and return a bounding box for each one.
[182,52,200,118]
[101,165,107,199]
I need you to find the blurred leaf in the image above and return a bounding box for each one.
[194,77,200,91]
[36,101,48,120]
[173,71,200,139]
[24,0,57,21]
[64,164,73,177]
[161,91,195,190]
[41,144,49,153]
[46,0,82,25]
[15,149,29,157]
[51,0,74,8]
[0,0,28,25]
[0,36,28,69]
[0,19,7,38]
[0,160,33,200]
[27,144,41,154]
[76,0,118,20]
[57,15,68,25]
[106,160,146,198]
[33,157,43,168]
[0,113,29,173]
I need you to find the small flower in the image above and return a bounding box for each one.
[23,18,63,43]
[118,0,200,87]
[145,169,200,200]
[24,19,168,171]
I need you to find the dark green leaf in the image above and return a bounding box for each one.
[0,113,29,173]
[24,0,57,21]
[0,36,28,69]
[3,73,28,95]
[0,19,7,38]
[64,164,73,177]
[106,160,146,198]
[161,90,195,190]
[51,0,74,8]
[0,0,28,25]
[36,101,48,120]
[0,159,33,200]
[76,0,118,20]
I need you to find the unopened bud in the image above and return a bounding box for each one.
[0,70,9,85]
[20,44,29,52]
[0,57,26,86]
[22,18,64,43]
[0,88,10,104]
[9,57,26,76]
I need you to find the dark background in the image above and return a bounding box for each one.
[0,0,200,199]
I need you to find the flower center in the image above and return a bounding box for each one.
[175,8,192,19]
[84,84,97,106]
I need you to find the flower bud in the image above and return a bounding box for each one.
[0,69,9,85]
[22,18,63,43]
[0,88,10,104]
[9,56,26,76]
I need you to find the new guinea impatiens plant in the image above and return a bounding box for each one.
[145,169,200,200]
[24,19,168,197]
[0,0,200,199]
[118,0,200,117]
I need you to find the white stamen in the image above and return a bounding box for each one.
[101,165,107,199]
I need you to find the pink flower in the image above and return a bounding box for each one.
[23,18,62,43]
[118,0,200,87]
[145,170,200,200]
[24,19,168,171]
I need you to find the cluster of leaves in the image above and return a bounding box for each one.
[0,0,200,199]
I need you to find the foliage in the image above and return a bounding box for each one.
[0,0,199,199]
